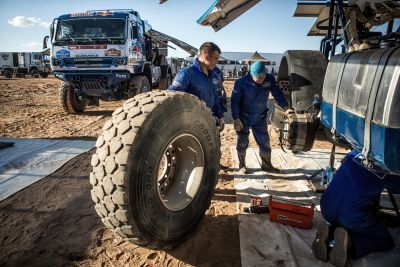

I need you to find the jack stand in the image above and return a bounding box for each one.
[308,144,336,193]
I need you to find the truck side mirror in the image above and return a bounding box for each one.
[43,36,49,50]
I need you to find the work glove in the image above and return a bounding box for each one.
[234,119,243,132]
[284,108,295,120]
[218,118,225,132]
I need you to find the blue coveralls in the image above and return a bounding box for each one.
[168,58,223,119]
[212,66,227,114]
[321,150,400,258]
[231,74,288,154]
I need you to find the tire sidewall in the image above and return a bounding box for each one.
[3,69,12,79]
[30,69,39,77]
[61,82,86,113]
[127,96,219,245]
[140,76,150,93]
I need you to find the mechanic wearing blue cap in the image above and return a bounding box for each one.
[168,42,225,130]
[231,61,294,173]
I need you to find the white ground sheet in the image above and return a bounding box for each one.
[0,137,95,201]
[233,148,400,267]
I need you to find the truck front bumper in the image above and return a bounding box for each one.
[54,71,131,98]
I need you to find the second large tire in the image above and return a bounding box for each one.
[128,76,151,98]
[90,91,220,248]
[3,69,13,79]
[59,82,87,114]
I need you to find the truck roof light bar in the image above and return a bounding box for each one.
[86,9,139,17]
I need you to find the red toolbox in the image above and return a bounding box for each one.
[269,196,315,229]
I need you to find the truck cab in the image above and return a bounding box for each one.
[47,9,169,113]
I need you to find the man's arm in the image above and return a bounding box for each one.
[230,80,243,120]
[168,68,190,92]
[269,75,289,109]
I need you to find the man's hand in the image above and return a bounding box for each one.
[234,119,243,132]
[218,118,225,132]
[284,108,295,120]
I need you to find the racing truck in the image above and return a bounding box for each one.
[88,0,400,249]
[45,9,197,114]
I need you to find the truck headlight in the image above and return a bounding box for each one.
[52,58,62,66]
[115,57,126,65]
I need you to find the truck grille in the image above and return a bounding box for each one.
[64,57,114,67]
[71,75,108,91]
[80,81,103,90]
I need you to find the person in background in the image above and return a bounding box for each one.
[213,66,227,112]
[213,65,228,170]
[240,65,248,77]
[312,150,400,267]
[231,61,293,174]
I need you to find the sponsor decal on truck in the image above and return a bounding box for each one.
[56,49,70,58]
[105,48,121,56]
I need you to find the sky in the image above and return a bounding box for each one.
[0,0,321,57]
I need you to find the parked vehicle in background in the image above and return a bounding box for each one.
[0,52,50,78]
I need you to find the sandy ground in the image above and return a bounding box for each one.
[0,77,334,266]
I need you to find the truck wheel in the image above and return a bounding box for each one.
[3,69,12,79]
[40,73,48,78]
[59,82,87,114]
[128,76,151,97]
[158,74,172,90]
[273,50,327,152]
[90,91,220,248]
[30,69,39,78]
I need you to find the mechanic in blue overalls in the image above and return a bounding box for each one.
[231,61,293,174]
[312,150,400,267]
[213,66,227,117]
[212,65,228,169]
[168,42,225,130]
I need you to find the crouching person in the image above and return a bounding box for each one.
[312,150,400,266]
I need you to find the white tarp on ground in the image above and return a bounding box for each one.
[0,137,95,201]
[233,148,400,267]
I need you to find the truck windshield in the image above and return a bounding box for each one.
[54,18,126,44]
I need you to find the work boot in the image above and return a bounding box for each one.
[260,151,280,173]
[238,152,248,174]
[329,227,350,267]
[312,222,330,262]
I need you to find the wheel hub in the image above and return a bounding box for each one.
[156,134,204,211]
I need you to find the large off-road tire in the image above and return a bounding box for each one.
[273,50,327,152]
[90,91,220,248]
[159,65,172,90]
[3,69,13,79]
[30,68,39,78]
[158,74,172,90]
[59,82,87,114]
[128,76,151,98]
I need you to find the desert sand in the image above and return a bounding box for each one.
[0,77,333,266]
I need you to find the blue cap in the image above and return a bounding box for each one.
[250,61,266,78]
